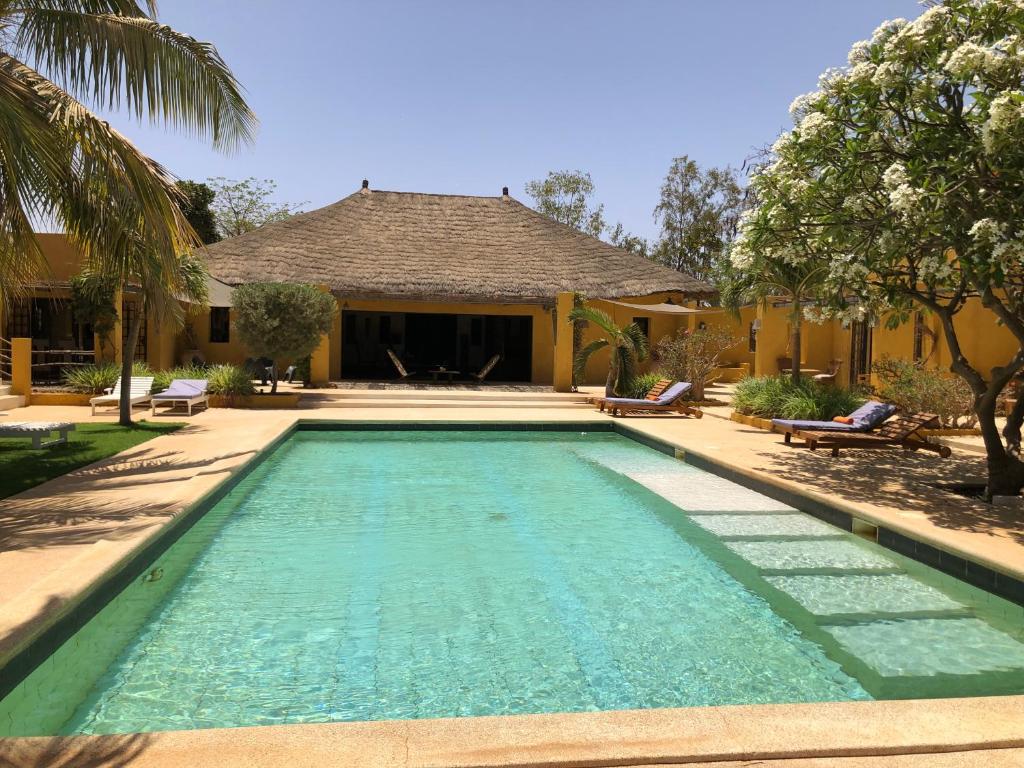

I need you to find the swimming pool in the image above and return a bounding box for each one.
[2,428,1023,735]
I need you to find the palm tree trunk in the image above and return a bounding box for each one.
[119,302,144,427]
[605,359,616,398]
[790,305,802,384]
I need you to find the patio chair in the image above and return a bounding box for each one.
[593,377,670,410]
[151,379,209,417]
[772,400,896,443]
[777,356,793,374]
[0,422,75,448]
[387,349,416,380]
[603,381,702,418]
[90,376,154,416]
[813,359,843,384]
[791,411,952,457]
[471,354,501,382]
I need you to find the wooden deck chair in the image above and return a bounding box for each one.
[604,381,702,418]
[386,349,415,380]
[471,354,501,382]
[594,378,671,411]
[793,412,952,457]
[90,376,154,415]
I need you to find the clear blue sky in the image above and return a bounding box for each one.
[106,0,923,241]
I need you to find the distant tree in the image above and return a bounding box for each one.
[233,283,335,393]
[208,177,305,239]
[608,223,650,258]
[525,170,606,237]
[177,181,220,244]
[652,156,743,283]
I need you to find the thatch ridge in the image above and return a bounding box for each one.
[201,187,715,304]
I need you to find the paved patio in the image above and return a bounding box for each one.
[0,393,1022,766]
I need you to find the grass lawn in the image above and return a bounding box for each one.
[0,421,183,500]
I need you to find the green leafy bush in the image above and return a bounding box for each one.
[206,364,255,397]
[63,361,153,394]
[626,372,663,399]
[872,357,976,429]
[732,375,865,420]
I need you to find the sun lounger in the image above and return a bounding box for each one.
[387,349,416,380]
[594,378,670,410]
[0,421,75,448]
[773,400,897,443]
[791,412,951,457]
[471,354,501,382]
[151,379,209,416]
[602,381,702,418]
[90,376,154,416]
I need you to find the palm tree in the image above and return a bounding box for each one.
[719,255,826,383]
[568,306,649,397]
[0,0,256,311]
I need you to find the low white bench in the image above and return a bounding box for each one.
[0,422,75,448]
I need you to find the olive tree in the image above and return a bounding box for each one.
[233,283,336,393]
[733,0,1024,496]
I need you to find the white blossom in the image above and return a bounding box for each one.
[871,61,904,88]
[870,18,908,46]
[982,91,1024,153]
[797,111,829,139]
[848,40,872,66]
[849,61,876,85]
[992,240,1024,269]
[882,162,910,190]
[887,183,922,218]
[771,131,795,155]
[944,41,996,79]
[969,218,1004,243]
[788,91,819,120]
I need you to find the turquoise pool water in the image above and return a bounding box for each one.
[3,430,1024,735]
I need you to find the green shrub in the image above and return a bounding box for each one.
[872,357,976,429]
[732,375,866,420]
[63,361,153,394]
[626,372,663,399]
[206,364,255,397]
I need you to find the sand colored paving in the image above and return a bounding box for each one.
[1,389,1023,765]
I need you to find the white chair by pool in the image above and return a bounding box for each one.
[151,379,209,417]
[0,422,75,448]
[90,376,154,416]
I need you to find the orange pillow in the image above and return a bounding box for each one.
[833,416,854,425]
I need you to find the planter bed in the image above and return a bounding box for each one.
[209,393,301,409]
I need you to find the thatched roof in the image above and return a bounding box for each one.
[202,186,714,304]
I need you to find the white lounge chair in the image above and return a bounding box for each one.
[0,422,75,448]
[90,376,154,416]
[151,379,209,416]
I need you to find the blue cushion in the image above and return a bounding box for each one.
[847,400,896,429]
[771,419,862,432]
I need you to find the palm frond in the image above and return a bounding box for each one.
[573,338,607,383]
[621,322,649,362]
[568,305,619,339]
[16,5,257,150]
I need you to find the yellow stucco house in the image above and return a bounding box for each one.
[708,298,1019,389]
[2,184,716,390]
[197,183,716,388]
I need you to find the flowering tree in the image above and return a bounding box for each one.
[732,0,1024,497]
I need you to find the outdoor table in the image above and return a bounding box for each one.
[429,369,459,383]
